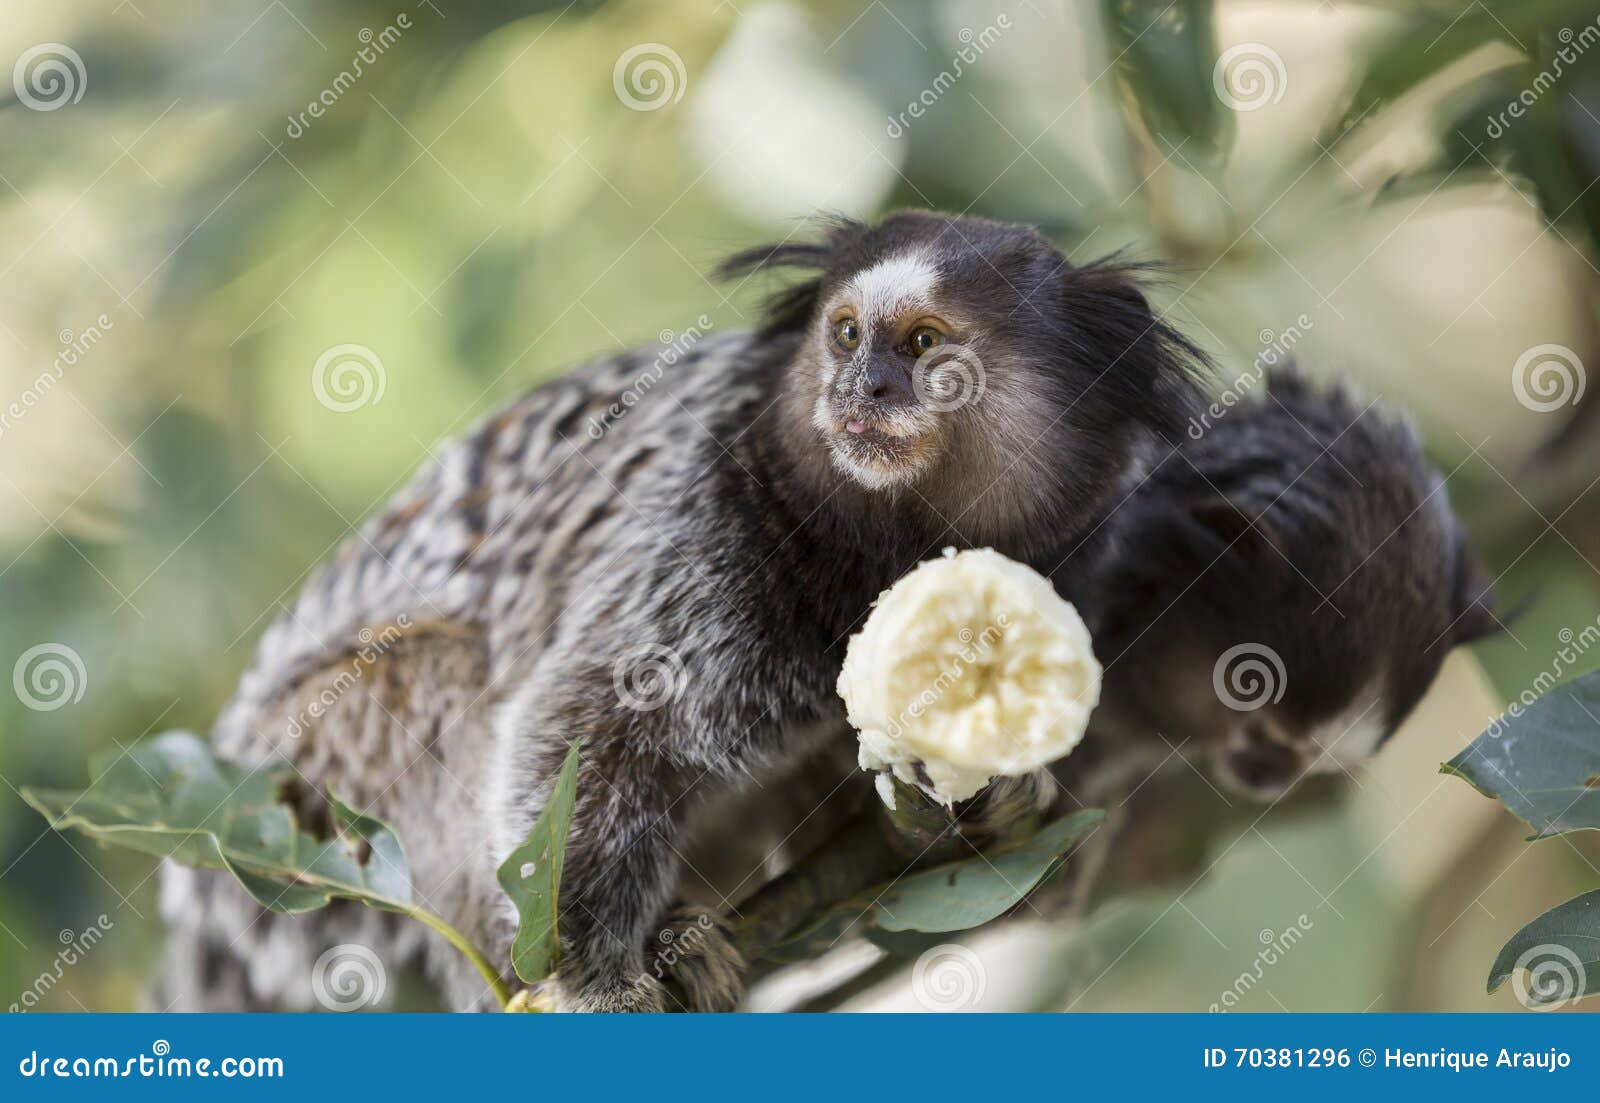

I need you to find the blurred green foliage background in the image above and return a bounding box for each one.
[4,0,1600,1012]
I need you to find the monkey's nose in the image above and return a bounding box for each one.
[1225,734,1301,792]
[859,360,914,404]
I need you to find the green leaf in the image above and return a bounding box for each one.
[1488,889,1600,1006]
[862,926,953,959]
[19,730,413,914]
[873,809,1105,932]
[763,809,1106,962]
[1441,669,1600,839]
[496,739,581,984]
[1103,0,1231,167]
[1317,10,1506,153]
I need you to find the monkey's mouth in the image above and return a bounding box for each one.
[811,391,938,489]
[828,413,934,487]
[842,417,917,446]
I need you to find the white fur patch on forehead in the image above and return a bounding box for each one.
[843,249,941,327]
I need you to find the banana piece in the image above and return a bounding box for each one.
[838,547,1101,804]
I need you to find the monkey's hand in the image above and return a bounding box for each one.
[652,906,746,1012]
[536,909,744,1012]
[953,767,1057,849]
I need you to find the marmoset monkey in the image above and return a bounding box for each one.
[158,211,1207,1012]
[1058,368,1501,807]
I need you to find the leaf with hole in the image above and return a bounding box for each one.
[496,738,582,984]
[21,730,515,1008]
[19,730,412,913]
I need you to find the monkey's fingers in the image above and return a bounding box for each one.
[655,907,746,1013]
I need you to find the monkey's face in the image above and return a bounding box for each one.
[791,212,1198,518]
[807,249,978,491]
[1100,620,1411,802]
[723,210,1203,543]
[1199,662,1395,802]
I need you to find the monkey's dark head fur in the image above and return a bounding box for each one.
[720,210,1207,552]
[1078,370,1500,799]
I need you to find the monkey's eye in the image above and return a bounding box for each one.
[834,316,861,351]
[907,326,945,355]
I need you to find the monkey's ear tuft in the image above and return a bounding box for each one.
[1448,535,1508,647]
[714,217,862,336]
[1055,255,1213,441]
[1452,600,1502,648]
[713,241,834,282]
